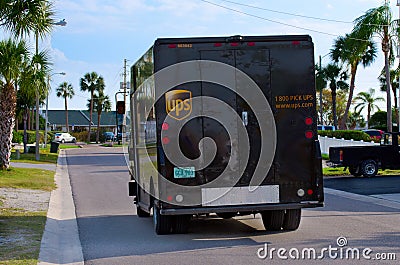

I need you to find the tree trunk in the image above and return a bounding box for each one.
[384,50,392,132]
[65,97,69,132]
[319,89,323,124]
[96,112,101,143]
[0,84,17,170]
[341,64,358,130]
[331,84,337,129]
[23,110,28,154]
[35,92,40,161]
[367,105,371,128]
[88,91,94,143]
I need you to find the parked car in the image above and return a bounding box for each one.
[362,129,384,140]
[317,125,336,131]
[54,133,76,143]
[103,132,116,142]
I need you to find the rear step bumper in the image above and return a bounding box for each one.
[160,201,324,215]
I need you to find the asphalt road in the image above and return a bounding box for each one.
[66,147,400,265]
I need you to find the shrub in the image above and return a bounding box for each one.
[318,130,372,142]
[12,131,23,143]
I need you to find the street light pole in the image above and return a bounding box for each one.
[45,72,66,148]
[35,19,66,160]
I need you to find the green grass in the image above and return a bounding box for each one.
[322,154,329,160]
[0,168,56,191]
[323,166,400,176]
[59,144,80,149]
[10,148,58,164]
[0,208,47,265]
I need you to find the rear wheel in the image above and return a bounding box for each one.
[172,215,191,234]
[261,210,285,231]
[153,204,173,235]
[61,139,65,143]
[360,159,378,177]
[348,165,361,177]
[282,209,301,231]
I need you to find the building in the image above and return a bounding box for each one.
[46,110,126,132]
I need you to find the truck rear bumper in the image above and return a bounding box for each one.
[160,201,324,215]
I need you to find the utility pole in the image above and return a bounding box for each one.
[123,59,127,104]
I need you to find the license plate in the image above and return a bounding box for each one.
[174,167,195,179]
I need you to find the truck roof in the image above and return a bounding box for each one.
[155,35,312,45]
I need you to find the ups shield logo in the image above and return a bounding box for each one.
[165,90,192,120]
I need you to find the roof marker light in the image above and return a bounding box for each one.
[247,42,255,46]
[168,44,177,48]
[214,43,222,47]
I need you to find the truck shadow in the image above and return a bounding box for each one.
[73,214,271,260]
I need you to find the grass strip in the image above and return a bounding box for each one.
[0,168,56,191]
[0,208,47,265]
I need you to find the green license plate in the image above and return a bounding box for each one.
[174,167,195,179]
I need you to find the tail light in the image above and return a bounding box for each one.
[339,150,343,162]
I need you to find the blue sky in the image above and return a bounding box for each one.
[8,0,400,111]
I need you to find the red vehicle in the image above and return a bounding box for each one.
[363,129,384,140]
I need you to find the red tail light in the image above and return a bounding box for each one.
[339,150,343,162]
[307,189,314,195]
[162,122,169,131]
[230,42,239,47]
[162,137,170,145]
[214,43,222,47]
[305,117,313,126]
[247,42,255,46]
[305,131,313,139]
[292,41,300,45]
[168,44,177,48]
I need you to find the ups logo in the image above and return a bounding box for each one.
[165,90,192,120]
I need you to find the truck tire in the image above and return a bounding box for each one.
[348,165,361,177]
[360,159,378,177]
[153,204,173,235]
[261,210,285,231]
[282,209,301,231]
[136,205,150,217]
[172,215,191,234]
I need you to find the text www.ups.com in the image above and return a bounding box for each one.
[276,102,314,109]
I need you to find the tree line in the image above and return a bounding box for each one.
[317,1,400,131]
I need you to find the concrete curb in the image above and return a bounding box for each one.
[38,150,84,265]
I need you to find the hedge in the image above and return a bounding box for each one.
[12,130,53,144]
[318,130,372,142]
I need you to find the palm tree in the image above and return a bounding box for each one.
[87,91,111,143]
[56,82,74,132]
[321,63,349,129]
[330,33,377,129]
[379,68,399,123]
[315,62,327,124]
[352,2,400,132]
[1,0,56,161]
[354,88,385,127]
[0,38,29,169]
[0,0,55,39]
[80,72,103,142]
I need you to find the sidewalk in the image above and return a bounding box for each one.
[11,162,56,171]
